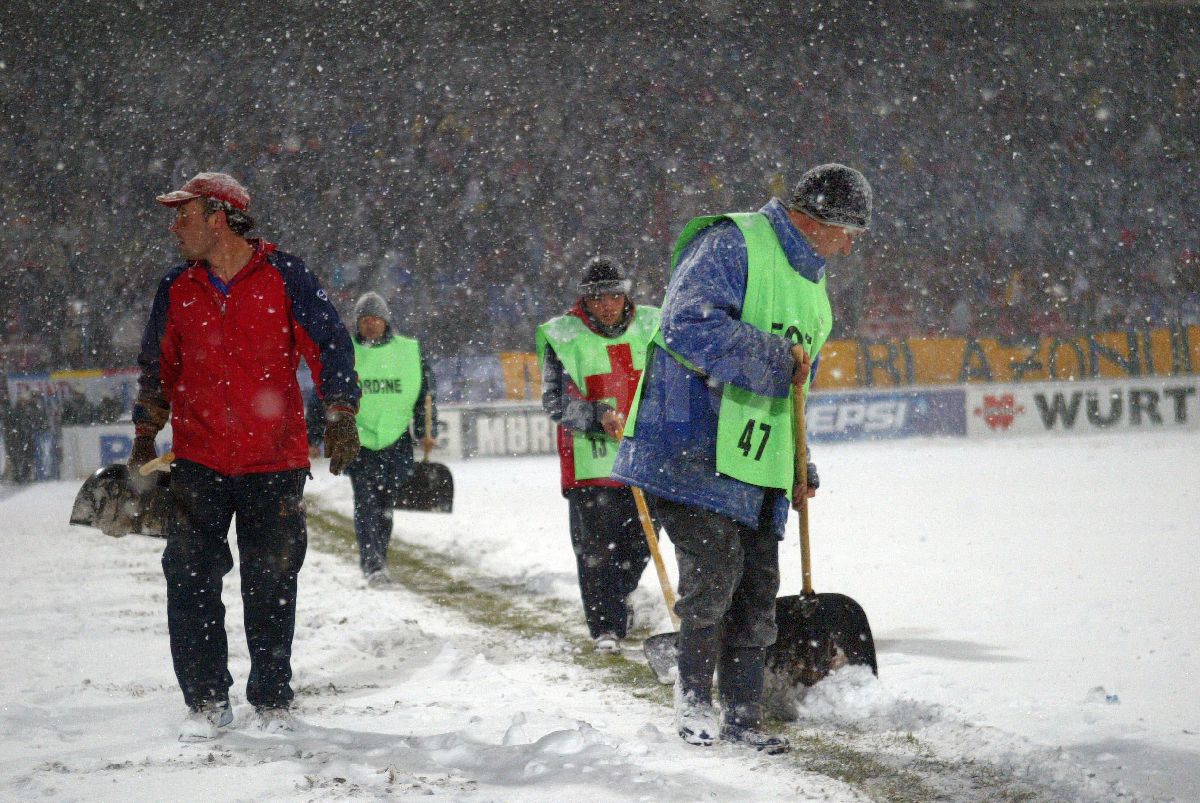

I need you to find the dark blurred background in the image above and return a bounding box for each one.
[1,0,1197,370]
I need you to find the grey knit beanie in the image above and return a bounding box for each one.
[353,291,391,324]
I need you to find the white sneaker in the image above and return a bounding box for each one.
[366,569,393,588]
[178,700,233,742]
[673,680,718,747]
[255,707,297,735]
[593,633,621,654]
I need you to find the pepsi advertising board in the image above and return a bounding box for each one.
[806,389,966,443]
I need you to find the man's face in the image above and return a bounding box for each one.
[584,293,626,327]
[168,198,218,261]
[808,221,862,258]
[358,315,387,340]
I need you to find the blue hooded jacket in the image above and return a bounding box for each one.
[611,199,826,538]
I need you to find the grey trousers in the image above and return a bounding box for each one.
[652,495,780,725]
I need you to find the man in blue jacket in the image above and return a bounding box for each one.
[613,164,872,754]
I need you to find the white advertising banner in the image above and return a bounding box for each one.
[966,378,1200,438]
[458,403,557,458]
[60,425,173,480]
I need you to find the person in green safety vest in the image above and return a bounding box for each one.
[344,291,438,587]
[612,164,873,755]
[535,257,662,655]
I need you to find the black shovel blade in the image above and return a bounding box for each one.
[767,592,876,688]
[70,464,171,538]
[643,632,678,685]
[395,462,454,513]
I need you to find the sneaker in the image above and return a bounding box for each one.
[178,700,233,742]
[720,722,790,755]
[593,633,621,654]
[674,681,718,747]
[366,569,393,588]
[255,706,297,735]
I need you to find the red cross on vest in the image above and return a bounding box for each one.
[584,343,641,416]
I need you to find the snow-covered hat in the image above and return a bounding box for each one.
[156,172,251,211]
[788,163,872,231]
[353,291,392,325]
[578,257,631,297]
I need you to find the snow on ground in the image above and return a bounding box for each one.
[1,431,1198,801]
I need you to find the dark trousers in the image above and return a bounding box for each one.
[346,436,414,576]
[652,495,780,727]
[566,486,651,639]
[163,460,308,710]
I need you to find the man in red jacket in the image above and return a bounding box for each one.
[535,258,661,654]
[131,171,361,741]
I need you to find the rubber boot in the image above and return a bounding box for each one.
[718,646,789,755]
[675,623,720,745]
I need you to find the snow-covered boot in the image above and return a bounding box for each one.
[675,622,720,745]
[255,706,297,735]
[178,700,233,742]
[674,678,718,746]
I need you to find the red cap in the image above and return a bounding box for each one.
[156,172,250,211]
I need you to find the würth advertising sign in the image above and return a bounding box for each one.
[967,379,1200,437]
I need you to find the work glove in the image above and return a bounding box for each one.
[324,405,360,475]
[792,456,819,510]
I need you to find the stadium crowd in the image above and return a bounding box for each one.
[2,1,1197,375]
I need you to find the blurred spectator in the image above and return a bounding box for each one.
[4,391,46,484]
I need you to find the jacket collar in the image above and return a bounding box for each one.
[760,198,826,283]
[188,239,277,291]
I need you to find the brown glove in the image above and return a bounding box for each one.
[324,406,360,475]
[130,393,168,472]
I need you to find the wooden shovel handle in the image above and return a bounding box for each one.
[633,487,680,629]
[422,393,433,464]
[138,451,175,476]
[794,389,814,596]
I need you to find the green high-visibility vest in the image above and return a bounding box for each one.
[628,212,831,496]
[353,336,423,450]
[535,306,661,480]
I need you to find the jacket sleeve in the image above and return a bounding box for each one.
[540,343,609,434]
[132,267,183,434]
[412,353,439,439]
[660,221,794,399]
[273,253,361,411]
[305,389,326,447]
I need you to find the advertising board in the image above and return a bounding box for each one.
[967,378,1200,437]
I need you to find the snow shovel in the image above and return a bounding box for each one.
[634,487,680,684]
[766,395,877,687]
[395,394,454,513]
[70,451,175,538]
